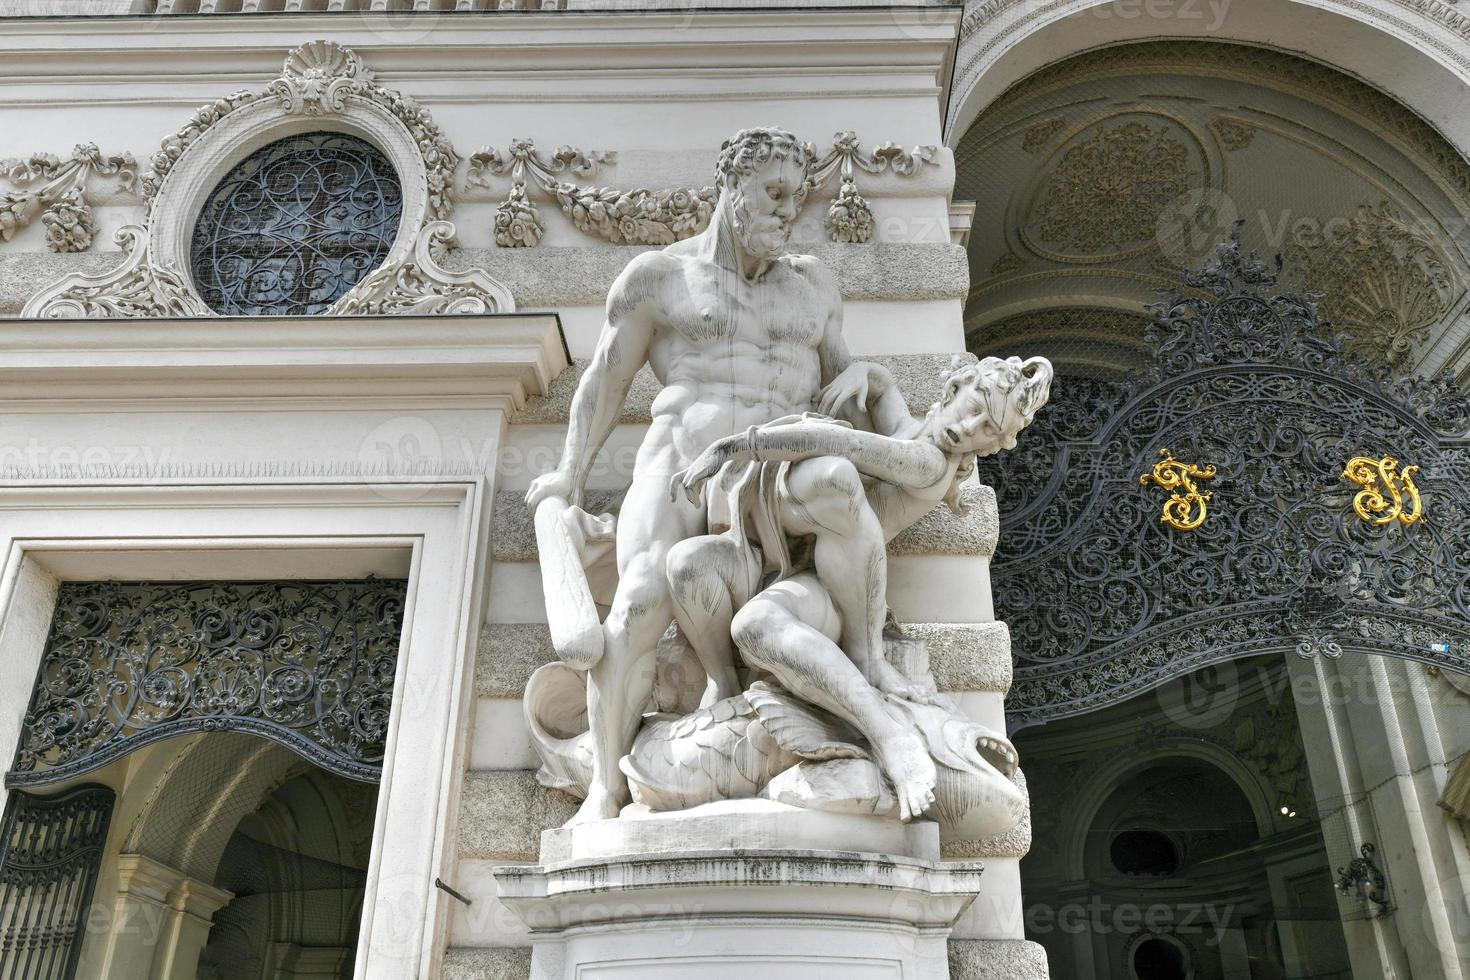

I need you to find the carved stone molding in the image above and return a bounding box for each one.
[328,220,515,315]
[22,225,209,319]
[1209,117,1258,152]
[0,144,137,253]
[141,40,455,226]
[466,131,937,247]
[1283,200,1459,369]
[23,40,514,318]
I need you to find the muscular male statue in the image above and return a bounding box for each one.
[524,127,880,825]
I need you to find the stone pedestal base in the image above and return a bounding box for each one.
[493,802,985,979]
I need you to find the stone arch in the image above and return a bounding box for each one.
[122,732,308,883]
[947,0,1470,167]
[1062,740,1277,879]
[195,768,375,979]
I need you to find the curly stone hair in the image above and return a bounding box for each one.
[932,354,1054,514]
[714,127,816,190]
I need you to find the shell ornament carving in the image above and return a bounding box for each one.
[1283,201,1459,370]
[24,41,513,318]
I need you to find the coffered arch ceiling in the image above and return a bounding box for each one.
[958,41,1470,381]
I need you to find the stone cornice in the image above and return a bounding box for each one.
[0,10,959,90]
[0,312,568,411]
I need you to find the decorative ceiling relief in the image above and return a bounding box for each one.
[0,144,138,253]
[1209,117,1257,152]
[1021,118,1067,154]
[989,251,1024,276]
[466,131,937,247]
[1023,116,1205,261]
[971,306,1153,378]
[1282,201,1459,370]
[22,40,513,319]
[958,43,1470,381]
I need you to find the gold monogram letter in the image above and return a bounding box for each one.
[1342,455,1422,526]
[1139,449,1217,532]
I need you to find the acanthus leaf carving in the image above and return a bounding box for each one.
[142,40,458,225]
[466,131,936,247]
[23,225,210,319]
[0,143,137,253]
[328,220,515,315]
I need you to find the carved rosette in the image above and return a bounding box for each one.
[1025,117,1202,260]
[25,41,514,318]
[0,143,137,253]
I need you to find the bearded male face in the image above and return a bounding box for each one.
[728,152,806,260]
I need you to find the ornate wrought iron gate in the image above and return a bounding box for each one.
[6,579,407,787]
[977,228,1470,729]
[0,785,113,980]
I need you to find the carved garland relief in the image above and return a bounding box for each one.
[465,131,937,248]
[22,40,512,319]
[0,144,138,253]
[14,40,938,317]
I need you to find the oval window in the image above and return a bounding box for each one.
[191,132,403,316]
[1110,829,1181,875]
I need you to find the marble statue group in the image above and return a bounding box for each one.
[522,127,1051,839]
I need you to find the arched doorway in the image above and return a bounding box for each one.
[196,770,375,980]
[954,36,1470,978]
[1018,657,1354,979]
[0,579,404,980]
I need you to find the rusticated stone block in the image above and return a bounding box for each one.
[477,620,1012,698]
[948,939,1050,979]
[509,352,977,427]
[442,946,531,980]
[458,770,577,861]
[489,481,997,562]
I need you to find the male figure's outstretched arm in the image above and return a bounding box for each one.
[674,420,948,504]
[526,256,661,509]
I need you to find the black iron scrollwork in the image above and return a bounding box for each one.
[976,225,1470,729]
[0,784,114,980]
[6,580,407,785]
[190,132,403,316]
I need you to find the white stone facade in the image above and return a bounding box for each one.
[0,2,1467,979]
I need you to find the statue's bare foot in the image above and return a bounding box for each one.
[565,789,621,826]
[870,659,939,705]
[871,730,937,822]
